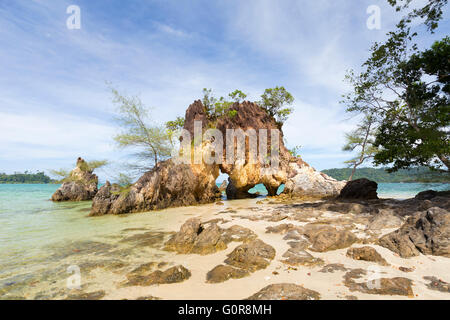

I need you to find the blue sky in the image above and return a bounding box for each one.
[0,0,448,181]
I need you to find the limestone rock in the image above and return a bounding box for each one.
[246,283,320,300]
[379,207,450,257]
[52,157,98,202]
[346,246,389,266]
[283,162,346,199]
[337,178,378,200]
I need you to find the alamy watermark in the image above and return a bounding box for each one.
[66,5,81,30]
[171,121,281,174]
[367,5,381,30]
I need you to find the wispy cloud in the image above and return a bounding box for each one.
[0,0,448,177]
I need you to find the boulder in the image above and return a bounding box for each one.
[346,246,389,266]
[283,162,346,199]
[246,283,320,300]
[164,218,227,255]
[124,265,191,287]
[51,157,98,202]
[302,224,358,252]
[206,265,249,283]
[224,239,276,272]
[379,207,450,258]
[337,178,378,200]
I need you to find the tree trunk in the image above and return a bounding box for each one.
[348,165,357,181]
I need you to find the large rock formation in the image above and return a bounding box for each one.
[90,158,220,216]
[51,157,98,202]
[90,100,345,215]
[183,100,345,200]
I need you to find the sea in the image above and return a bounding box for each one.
[0,182,448,299]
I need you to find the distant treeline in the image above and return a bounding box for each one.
[322,167,450,183]
[0,171,55,184]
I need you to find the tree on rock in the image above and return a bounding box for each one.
[110,87,172,171]
[259,86,294,126]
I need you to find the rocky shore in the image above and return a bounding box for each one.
[3,181,448,300]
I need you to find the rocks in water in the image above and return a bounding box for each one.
[337,178,378,200]
[346,246,389,266]
[379,207,450,258]
[206,265,249,283]
[89,181,121,216]
[423,276,450,293]
[246,283,320,300]
[124,265,191,287]
[52,157,99,202]
[90,158,220,215]
[224,239,276,272]
[283,162,346,199]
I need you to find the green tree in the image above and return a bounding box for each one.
[342,114,379,180]
[111,87,172,170]
[229,89,247,103]
[387,0,448,32]
[50,160,108,183]
[259,86,294,125]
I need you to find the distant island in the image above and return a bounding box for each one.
[0,171,55,184]
[322,167,450,183]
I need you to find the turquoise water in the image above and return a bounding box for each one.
[0,182,448,298]
[234,182,450,199]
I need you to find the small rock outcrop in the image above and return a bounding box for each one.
[246,283,320,300]
[51,157,98,202]
[337,178,378,200]
[164,218,257,255]
[346,247,389,266]
[224,239,276,272]
[124,265,191,287]
[379,207,450,258]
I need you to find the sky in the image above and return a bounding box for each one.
[0,0,448,182]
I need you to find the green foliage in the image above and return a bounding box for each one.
[342,114,379,180]
[259,86,294,125]
[0,171,54,184]
[288,145,302,158]
[387,0,448,32]
[110,86,172,169]
[86,160,108,171]
[323,166,450,183]
[342,8,449,172]
[165,116,185,132]
[201,88,247,120]
[49,169,71,182]
[229,90,247,103]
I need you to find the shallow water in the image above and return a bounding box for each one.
[0,182,448,299]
